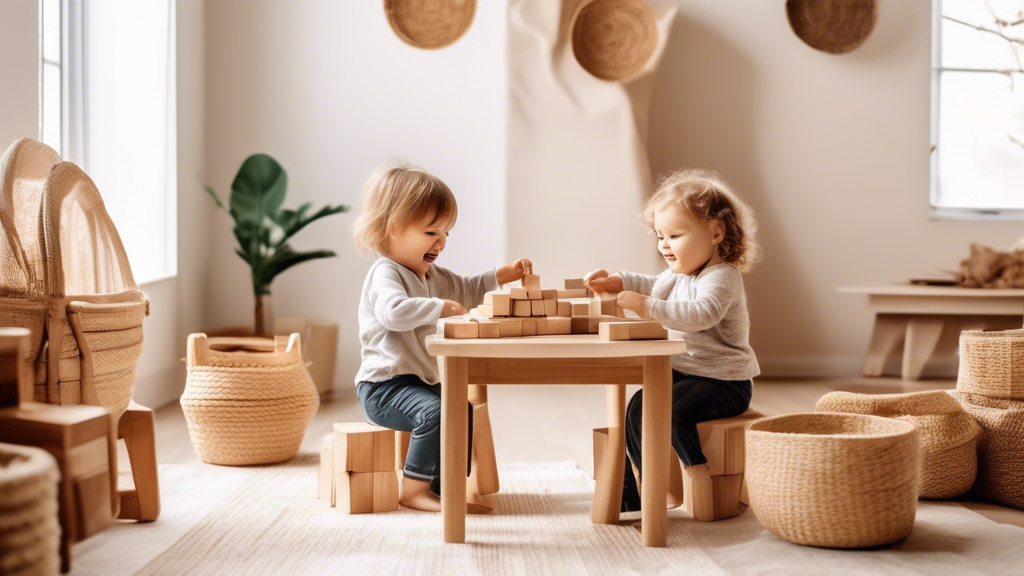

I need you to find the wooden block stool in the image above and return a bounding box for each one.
[318,423,399,514]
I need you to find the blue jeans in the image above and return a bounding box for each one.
[357,374,473,498]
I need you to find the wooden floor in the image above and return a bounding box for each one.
[147,376,1024,529]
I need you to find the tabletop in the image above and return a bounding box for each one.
[425,333,687,359]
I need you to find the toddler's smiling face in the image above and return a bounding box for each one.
[386,212,451,276]
[653,205,722,275]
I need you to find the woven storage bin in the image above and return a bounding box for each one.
[957,329,1024,401]
[0,443,60,576]
[0,138,148,423]
[181,333,319,466]
[745,412,919,549]
[950,391,1024,510]
[815,390,981,499]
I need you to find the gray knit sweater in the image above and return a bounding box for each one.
[619,263,760,381]
[355,256,498,387]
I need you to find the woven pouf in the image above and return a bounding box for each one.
[0,443,60,576]
[957,329,1024,400]
[745,412,919,549]
[181,333,320,466]
[815,390,981,499]
[950,391,1024,510]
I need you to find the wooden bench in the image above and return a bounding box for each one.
[838,285,1024,380]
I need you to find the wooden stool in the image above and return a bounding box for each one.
[318,423,399,513]
[117,400,160,521]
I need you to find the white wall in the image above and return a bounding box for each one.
[202,0,508,405]
[0,0,38,146]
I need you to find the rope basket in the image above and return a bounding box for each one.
[745,412,919,549]
[384,0,476,49]
[957,329,1024,401]
[571,0,658,82]
[181,333,320,466]
[1,138,148,423]
[950,391,1024,510]
[0,443,60,576]
[815,390,981,499]
[786,0,877,55]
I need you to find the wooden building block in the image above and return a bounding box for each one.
[558,288,590,299]
[498,319,523,337]
[487,293,511,316]
[471,305,494,317]
[542,289,558,301]
[523,274,541,290]
[565,278,586,290]
[571,302,590,316]
[527,289,543,300]
[696,409,763,476]
[372,470,400,512]
[590,294,618,316]
[531,300,545,316]
[598,321,668,341]
[334,470,375,514]
[319,433,334,501]
[544,298,558,317]
[571,317,591,334]
[557,301,571,317]
[544,317,572,335]
[473,320,501,339]
[521,318,538,336]
[513,300,532,317]
[683,473,744,522]
[333,423,396,473]
[510,288,529,300]
[443,320,479,339]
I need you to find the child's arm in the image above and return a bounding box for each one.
[585,268,660,296]
[369,265,465,331]
[435,259,531,310]
[637,268,741,333]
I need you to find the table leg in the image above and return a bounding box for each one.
[863,314,906,377]
[591,384,626,524]
[902,317,944,380]
[441,356,469,543]
[642,356,671,547]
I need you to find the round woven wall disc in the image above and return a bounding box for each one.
[786,0,878,54]
[571,0,658,82]
[384,0,476,50]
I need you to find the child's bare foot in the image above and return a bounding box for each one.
[400,477,441,512]
[684,464,714,521]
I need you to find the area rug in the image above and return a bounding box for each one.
[73,457,1024,575]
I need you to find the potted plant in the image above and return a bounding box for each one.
[205,153,348,335]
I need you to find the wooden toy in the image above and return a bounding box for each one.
[473,319,501,339]
[571,317,591,334]
[521,318,538,336]
[571,302,591,316]
[565,278,587,290]
[513,300,533,317]
[531,300,546,316]
[322,423,400,514]
[522,274,541,290]
[590,292,621,317]
[498,319,523,337]
[333,423,396,473]
[557,301,572,317]
[599,321,668,341]
[484,291,512,316]
[443,320,480,339]
[510,287,529,300]
[527,289,544,300]
[335,470,399,514]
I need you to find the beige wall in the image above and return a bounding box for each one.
[0,0,38,146]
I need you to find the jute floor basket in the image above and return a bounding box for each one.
[950,391,1024,510]
[815,390,981,499]
[957,329,1024,401]
[745,412,919,549]
[0,138,148,422]
[181,333,319,466]
[0,442,60,576]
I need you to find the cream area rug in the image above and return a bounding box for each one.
[73,457,1024,575]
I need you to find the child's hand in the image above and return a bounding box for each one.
[496,258,533,285]
[440,300,468,318]
[584,269,623,293]
[616,291,648,315]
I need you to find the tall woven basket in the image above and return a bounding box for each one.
[181,333,319,466]
[815,390,981,499]
[957,329,1024,400]
[0,442,61,576]
[950,391,1024,509]
[0,138,148,422]
[745,412,919,549]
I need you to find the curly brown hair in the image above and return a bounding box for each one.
[641,168,761,272]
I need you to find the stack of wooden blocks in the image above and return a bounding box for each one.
[318,423,399,514]
[441,274,667,341]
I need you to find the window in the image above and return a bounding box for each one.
[931,0,1024,219]
[39,0,177,284]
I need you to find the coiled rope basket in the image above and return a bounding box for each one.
[957,329,1024,400]
[745,412,919,549]
[815,390,980,499]
[0,443,60,576]
[181,333,319,466]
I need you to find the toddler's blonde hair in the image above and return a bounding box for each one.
[351,161,458,258]
[642,168,761,273]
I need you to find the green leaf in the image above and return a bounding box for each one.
[274,204,349,248]
[260,246,336,286]
[230,154,287,225]
[204,186,227,211]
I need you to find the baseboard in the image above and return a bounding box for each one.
[757,354,960,379]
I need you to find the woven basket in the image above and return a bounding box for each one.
[0,138,148,423]
[745,412,919,549]
[950,391,1024,510]
[384,0,476,49]
[570,0,658,82]
[0,443,61,576]
[815,390,980,499]
[786,0,877,55]
[181,333,319,466]
[957,329,1024,401]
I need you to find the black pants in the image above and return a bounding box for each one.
[622,371,751,508]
